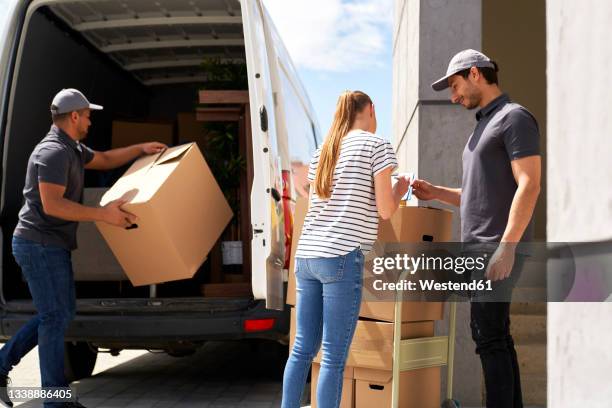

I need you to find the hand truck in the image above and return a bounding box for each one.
[390,268,461,408]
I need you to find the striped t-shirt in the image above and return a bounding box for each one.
[295,129,398,258]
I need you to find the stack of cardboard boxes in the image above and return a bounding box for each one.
[287,197,452,407]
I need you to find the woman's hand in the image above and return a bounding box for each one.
[393,175,410,199]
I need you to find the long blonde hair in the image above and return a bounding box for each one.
[314,90,372,199]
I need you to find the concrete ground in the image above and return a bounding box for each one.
[5,340,544,407]
[7,340,294,408]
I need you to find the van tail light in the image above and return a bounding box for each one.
[281,170,294,269]
[244,318,276,333]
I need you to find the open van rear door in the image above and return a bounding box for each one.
[242,0,285,310]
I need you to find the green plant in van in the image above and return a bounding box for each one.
[200,58,248,90]
[197,58,249,240]
[202,122,246,240]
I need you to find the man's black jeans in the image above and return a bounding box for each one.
[469,254,525,408]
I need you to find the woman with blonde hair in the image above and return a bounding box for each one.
[281,90,409,408]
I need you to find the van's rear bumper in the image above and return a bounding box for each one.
[0,299,290,348]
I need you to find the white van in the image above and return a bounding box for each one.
[0,0,321,380]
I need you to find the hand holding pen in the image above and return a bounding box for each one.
[391,172,414,201]
[405,172,415,201]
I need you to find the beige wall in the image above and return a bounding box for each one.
[393,1,550,403]
[482,0,547,240]
[547,0,612,405]
[392,0,483,404]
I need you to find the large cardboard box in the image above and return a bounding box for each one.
[112,120,174,149]
[290,309,434,371]
[311,362,354,408]
[72,188,127,281]
[354,366,440,408]
[177,112,208,152]
[286,196,309,306]
[96,143,233,286]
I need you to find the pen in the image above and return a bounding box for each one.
[405,172,415,201]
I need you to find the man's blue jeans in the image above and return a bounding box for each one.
[0,236,75,407]
[282,248,364,408]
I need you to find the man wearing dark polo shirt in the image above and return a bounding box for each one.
[412,50,541,408]
[0,89,166,408]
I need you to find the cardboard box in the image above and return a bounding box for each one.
[288,202,452,321]
[311,362,354,408]
[358,301,444,323]
[377,205,452,243]
[72,188,127,281]
[354,366,440,408]
[316,318,435,371]
[177,113,208,152]
[290,309,434,371]
[112,120,174,149]
[361,205,452,322]
[96,143,233,286]
[286,196,309,306]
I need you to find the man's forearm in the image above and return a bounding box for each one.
[501,183,540,243]
[44,198,104,222]
[101,144,146,169]
[435,186,461,207]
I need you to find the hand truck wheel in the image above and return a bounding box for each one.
[441,398,461,408]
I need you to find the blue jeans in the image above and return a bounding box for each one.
[0,236,75,407]
[282,247,364,408]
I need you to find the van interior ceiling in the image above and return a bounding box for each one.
[2,0,254,302]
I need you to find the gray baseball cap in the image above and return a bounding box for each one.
[431,49,496,91]
[50,88,103,114]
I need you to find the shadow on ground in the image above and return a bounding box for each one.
[17,339,291,408]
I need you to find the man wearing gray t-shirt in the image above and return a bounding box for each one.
[412,50,541,408]
[0,89,166,408]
